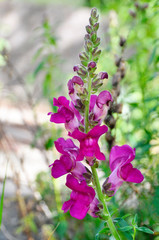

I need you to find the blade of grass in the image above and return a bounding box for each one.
[0,161,8,229]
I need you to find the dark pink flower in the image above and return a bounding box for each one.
[68,76,84,105]
[103,145,144,196]
[62,174,96,219]
[89,91,113,124]
[48,96,81,132]
[50,154,86,181]
[69,125,108,164]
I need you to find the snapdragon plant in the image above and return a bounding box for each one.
[48,8,144,240]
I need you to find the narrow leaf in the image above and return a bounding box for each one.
[0,161,8,229]
[136,227,154,234]
[118,226,133,232]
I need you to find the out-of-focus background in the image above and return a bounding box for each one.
[0,0,159,239]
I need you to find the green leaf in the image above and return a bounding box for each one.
[0,161,8,229]
[118,226,133,232]
[148,45,157,65]
[45,138,54,150]
[33,47,44,61]
[34,60,45,77]
[43,72,52,96]
[136,227,154,234]
[122,214,132,219]
[132,214,138,226]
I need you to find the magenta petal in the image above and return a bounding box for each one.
[53,97,61,107]
[109,145,136,172]
[107,167,124,195]
[51,160,68,178]
[57,96,70,108]
[49,112,66,123]
[66,174,95,198]
[121,163,144,183]
[95,145,106,160]
[60,155,74,171]
[89,95,97,112]
[62,199,74,213]
[68,79,74,94]
[72,76,84,86]
[69,129,86,141]
[55,138,79,155]
[96,90,113,108]
[88,125,108,138]
[71,162,86,180]
[76,151,84,161]
[69,200,89,219]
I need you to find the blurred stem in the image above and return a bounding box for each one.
[91,166,121,240]
[133,227,136,240]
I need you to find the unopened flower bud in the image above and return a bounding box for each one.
[102,178,114,197]
[134,2,140,9]
[104,115,116,129]
[84,34,90,41]
[85,40,93,52]
[112,72,121,87]
[119,36,126,47]
[129,9,136,18]
[105,131,115,144]
[88,61,96,68]
[115,55,122,67]
[141,3,149,10]
[83,167,92,184]
[73,65,79,72]
[119,61,126,71]
[93,22,99,31]
[112,103,123,114]
[94,37,100,47]
[91,8,97,18]
[99,72,108,79]
[92,48,101,57]
[79,52,89,65]
[90,31,97,42]
[86,25,92,34]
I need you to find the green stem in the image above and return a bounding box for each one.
[84,69,120,240]
[85,72,92,133]
[133,227,136,240]
[91,166,121,240]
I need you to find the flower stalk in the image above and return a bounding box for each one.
[48,7,144,240]
[84,54,121,239]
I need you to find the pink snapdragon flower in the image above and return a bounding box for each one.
[103,145,144,196]
[48,96,81,132]
[69,125,108,164]
[50,154,86,181]
[89,91,113,124]
[68,76,84,105]
[62,174,98,219]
